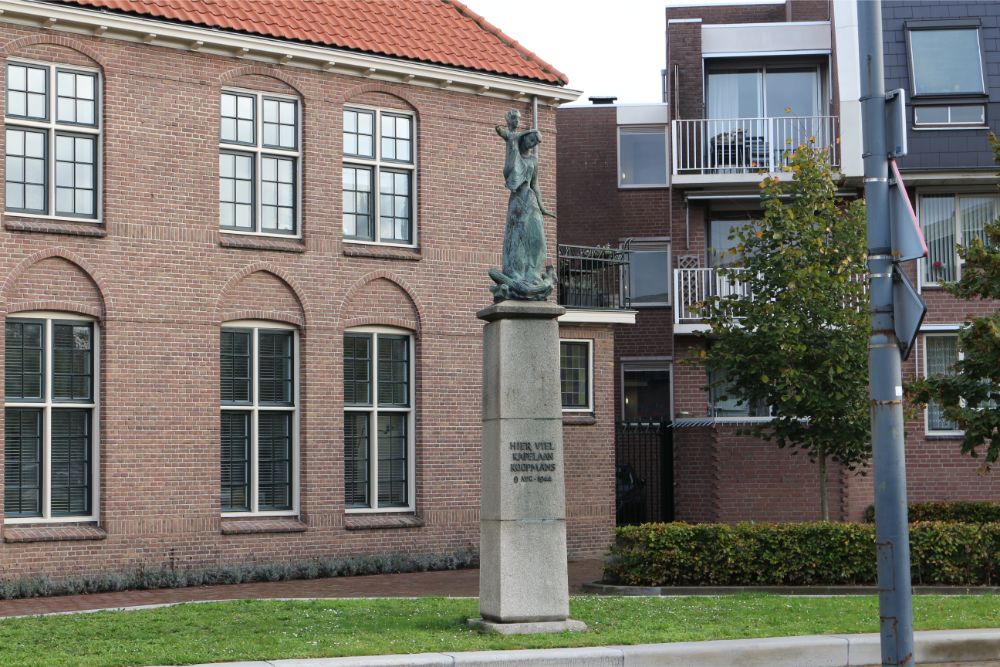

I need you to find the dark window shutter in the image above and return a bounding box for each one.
[258,331,293,405]
[344,412,370,508]
[221,330,252,404]
[5,320,44,401]
[4,408,42,517]
[220,411,250,511]
[257,411,292,510]
[52,323,92,402]
[49,408,90,516]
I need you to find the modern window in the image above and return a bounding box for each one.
[342,107,416,245]
[908,27,985,96]
[220,323,298,514]
[344,329,414,511]
[924,333,961,434]
[625,240,671,306]
[919,194,998,285]
[708,369,770,418]
[560,339,592,412]
[913,104,986,128]
[622,362,671,422]
[5,61,100,220]
[219,90,300,235]
[5,314,97,521]
[618,126,667,187]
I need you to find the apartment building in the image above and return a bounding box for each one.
[0,0,625,581]
[556,0,1000,524]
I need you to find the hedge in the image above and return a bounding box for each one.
[863,501,1000,524]
[605,522,999,587]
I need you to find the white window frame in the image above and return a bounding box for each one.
[913,104,987,129]
[707,368,773,422]
[623,238,672,307]
[917,192,999,289]
[344,326,416,514]
[342,104,418,247]
[922,329,964,437]
[620,358,673,424]
[559,338,594,413]
[4,311,100,524]
[218,87,302,238]
[220,320,300,517]
[907,27,986,98]
[617,125,669,189]
[4,58,102,223]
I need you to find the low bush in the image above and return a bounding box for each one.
[863,501,1000,524]
[0,548,478,601]
[605,522,1000,587]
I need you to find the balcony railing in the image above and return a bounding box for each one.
[557,244,630,310]
[671,116,839,176]
[674,267,750,324]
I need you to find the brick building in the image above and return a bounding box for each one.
[0,0,625,582]
[557,0,1000,524]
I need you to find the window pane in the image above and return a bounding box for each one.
[343,166,374,240]
[5,129,46,213]
[913,106,949,125]
[344,333,372,405]
[950,105,985,124]
[619,127,666,186]
[709,369,769,418]
[56,71,97,126]
[926,336,960,432]
[50,409,91,516]
[221,92,255,143]
[220,153,254,230]
[257,411,292,510]
[921,196,956,284]
[262,97,296,150]
[52,323,92,402]
[258,330,293,405]
[623,368,671,422]
[959,195,995,250]
[344,412,370,508]
[5,320,44,400]
[7,63,48,120]
[377,334,409,406]
[910,29,985,95]
[560,341,590,409]
[628,247,670,304]
[378,170,411,243]
[221,329,252,403]
[4,408,42,517]
[260,156,296,233]
[54,134,97,218]
[344,109,375,158]
[377,413,407,507]
[220,411,250,511]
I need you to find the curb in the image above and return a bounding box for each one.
[583,581,1000,596]
[166,628,1000,667]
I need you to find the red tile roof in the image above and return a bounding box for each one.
[49,0,568,85]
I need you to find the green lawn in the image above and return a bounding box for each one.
[1,595,999,667]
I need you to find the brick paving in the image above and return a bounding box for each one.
[0,559,604,619]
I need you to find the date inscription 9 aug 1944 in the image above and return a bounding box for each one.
[509,441,556,483]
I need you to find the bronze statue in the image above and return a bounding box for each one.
[489,109,557,302]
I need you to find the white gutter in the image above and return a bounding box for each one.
[0,0,581,105]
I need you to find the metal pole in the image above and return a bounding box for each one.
[858,1,915,665]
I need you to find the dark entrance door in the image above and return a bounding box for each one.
[614,420,673,525]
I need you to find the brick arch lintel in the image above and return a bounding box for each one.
[216,263,309,326]
[222,309,304,328]
[219,64,305,98]
[0,248,109,320]
[338,270,424,337]
[2,33,106,68]
[339,81,420,117]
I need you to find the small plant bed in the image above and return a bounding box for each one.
[606,522,1000,587]
[1,595,1000,666]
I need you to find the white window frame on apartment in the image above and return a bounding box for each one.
[707,368,773,422]
[912,104,987,130]
[916,191,999,289]
[4,58,102,223]
[342,105,418,247]
[620,357,673,424]
[906,24,986,98]
[218,87,302,238]
[559,338,594,413]
[617,125,669,189]
[5,311,100,524]
[623,238,672,307]
[921,328,964,438]
[344,326,416,514]
[220,320,300,518]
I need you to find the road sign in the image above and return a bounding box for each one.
[885,89,907,158]
[892,264,926,360]
[889,159,928,262]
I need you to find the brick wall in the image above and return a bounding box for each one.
[0,23,615,580]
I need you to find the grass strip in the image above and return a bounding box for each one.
[1,594,999,666]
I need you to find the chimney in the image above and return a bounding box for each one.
[588,96,617,105]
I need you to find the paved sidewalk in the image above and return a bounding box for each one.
[0,559,604,618]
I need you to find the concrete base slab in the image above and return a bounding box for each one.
[466,617,587,635]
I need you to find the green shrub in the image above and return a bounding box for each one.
[604,522,1000,587]
[863,501,1000,523]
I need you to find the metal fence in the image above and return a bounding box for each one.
[615,420,673,525]
[557,244,630,310]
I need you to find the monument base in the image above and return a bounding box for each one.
[466,617,588,635]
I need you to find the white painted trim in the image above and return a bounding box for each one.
[667,18,703,24]
[922,332,964,437]
[617,126,669,188]
[559,338,593,413]
[558,309,636,325]
[702,50,831,59]
[0,0,580,104]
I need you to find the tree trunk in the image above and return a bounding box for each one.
[818,448,829,521]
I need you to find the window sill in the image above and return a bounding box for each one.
[344,514,424,530]
[343,244,422,261]
[219,234,306,253]
[925,432,965,440]
[220,517,307,535]
[4,524,107,543]
[563,413,597,426]
[4,217,106,237]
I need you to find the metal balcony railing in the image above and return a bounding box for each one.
[671,115,839,176]
[557,244,630,310]
[673,267,750,324]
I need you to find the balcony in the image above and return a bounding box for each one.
[671,116,839,186]
[673,267,750,334]
[557,244,634,322]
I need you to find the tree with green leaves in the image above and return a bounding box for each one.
[909,137,1000,470]
[700,145,870,520]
